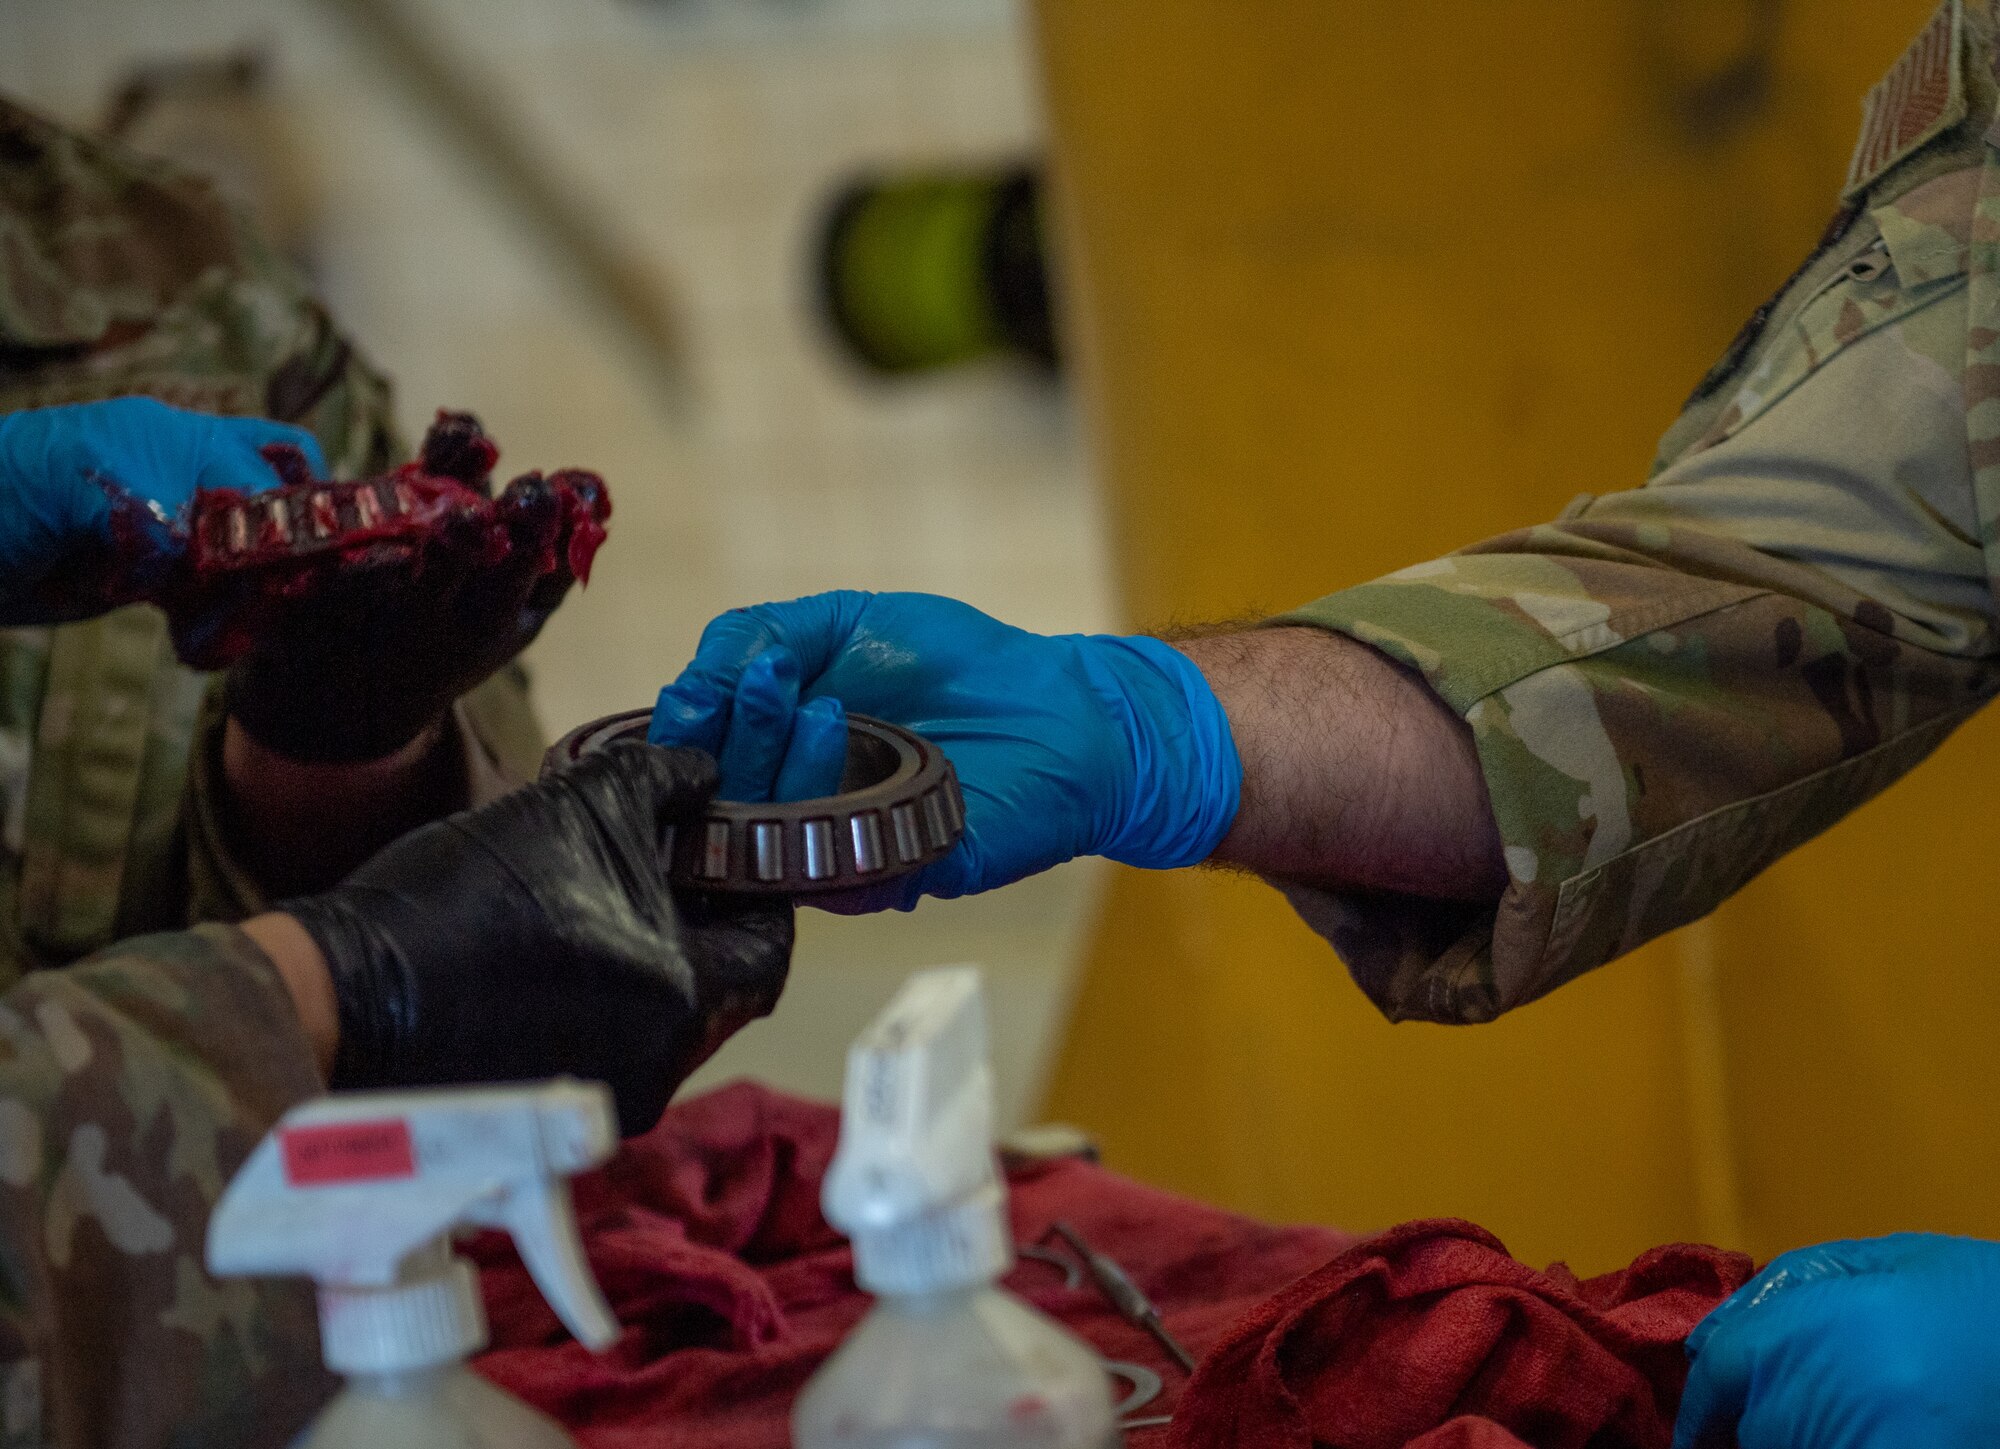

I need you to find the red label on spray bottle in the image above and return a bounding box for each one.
[280,1119,416,1185]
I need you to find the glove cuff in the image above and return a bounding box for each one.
[1081,634,1243,871]
[278,891,413,1089]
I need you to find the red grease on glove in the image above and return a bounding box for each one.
[189,470,492,576]
[166,410,611,671]
[552,469,610,585]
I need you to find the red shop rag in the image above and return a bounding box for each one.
[467,1081,1346,1447]
[1165,1219,1754,1449]
[466,1083,1751,1449]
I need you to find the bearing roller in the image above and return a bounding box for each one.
[543,709,965,896]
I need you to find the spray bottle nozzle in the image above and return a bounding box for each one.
[821,966,1013,1295]
[208,1078,621,1373]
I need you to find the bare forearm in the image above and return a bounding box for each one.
[221,717,466,898]
[1174,626,1506,903]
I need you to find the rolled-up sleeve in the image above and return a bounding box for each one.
[1277,193,2000,1023]
[181,664,545,925]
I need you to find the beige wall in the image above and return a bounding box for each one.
[0,0,1108,1128]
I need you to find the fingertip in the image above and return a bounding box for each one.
[810,877,919,916]
[907,843,974,905]
[772,695,847,802]
[591,738,718,828]
[203,427,325,498]
[645,738,721,799]
[716,648,803,803]
[650,680,727,755]
[739,646,800,701]
[690,607,783,676]
[289,429,329,479]
[1673,1306,1764,1449]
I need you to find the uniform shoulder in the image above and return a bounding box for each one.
[1844,1,1998,207]
[0,95,245,349]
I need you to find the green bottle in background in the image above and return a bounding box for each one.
[817,165,1058,374]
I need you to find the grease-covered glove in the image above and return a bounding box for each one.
[649,590,1241,911]
[282,740,792,1136]
[211,411,610,763]
[0,397,319,623]
[1674,1232,2000,1449]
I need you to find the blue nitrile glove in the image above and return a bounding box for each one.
[649,590,1242,911]
[1673,1233,2000,1449]
[0,397,322,623]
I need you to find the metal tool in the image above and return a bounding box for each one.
[1042,1221,1197,1376]
[1015,1242,1083,1290]
[1103,1361,1170,1432]
[1015,1231,1188,1431]
[544,708,965,895]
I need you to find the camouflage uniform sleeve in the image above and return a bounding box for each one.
[1274,156,2000,1025]
[0,923,330,1449]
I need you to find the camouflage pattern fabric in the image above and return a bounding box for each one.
[0,96,550,1444]
[0,924,328,1448]
[0,95,546,975]
[1280,0,2000,1025]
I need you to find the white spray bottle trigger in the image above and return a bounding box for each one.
[495,1177,616,1349]
[207,1079,622,1365]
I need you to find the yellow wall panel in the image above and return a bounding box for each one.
[1034,0,1957,1271]
[1713,703,2000,1251]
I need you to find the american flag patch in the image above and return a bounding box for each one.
[1843,0,1966,199]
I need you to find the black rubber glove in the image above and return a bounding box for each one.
[282,740,792,1136]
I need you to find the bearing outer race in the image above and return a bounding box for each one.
[542,709,965,895]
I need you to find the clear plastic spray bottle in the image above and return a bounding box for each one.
[794,966,1117,1449]
[207,1079,621,1449]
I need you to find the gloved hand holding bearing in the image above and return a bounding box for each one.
[282,740,792,1136]
[649,589,1243,911]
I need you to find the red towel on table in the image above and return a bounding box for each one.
[469,1082,1346,1446]
[468,1083,1750,1448]
[1165,1220,1754,1449]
